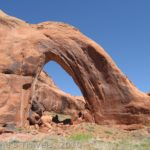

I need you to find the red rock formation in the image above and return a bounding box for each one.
[0,11,150,126]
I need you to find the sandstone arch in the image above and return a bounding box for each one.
[0,11,150,126]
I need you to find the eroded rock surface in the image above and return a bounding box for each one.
[0,10,150,126]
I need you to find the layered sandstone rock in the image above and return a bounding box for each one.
[0,10,150,126]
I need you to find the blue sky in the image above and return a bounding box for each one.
[1,0,150,95]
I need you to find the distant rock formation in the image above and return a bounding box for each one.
[0,10,150,127]
[35,71,86,116]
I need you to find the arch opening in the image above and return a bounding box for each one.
[28,59,88,126]
[43,60,83,96]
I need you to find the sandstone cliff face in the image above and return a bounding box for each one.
[0,11,150,126]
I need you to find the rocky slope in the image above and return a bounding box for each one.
[0,10,150,127]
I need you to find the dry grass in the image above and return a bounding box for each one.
[0,122,150,150]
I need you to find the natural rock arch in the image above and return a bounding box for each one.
[0,11,150,126]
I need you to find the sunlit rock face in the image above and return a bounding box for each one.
[0,10,150,127]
